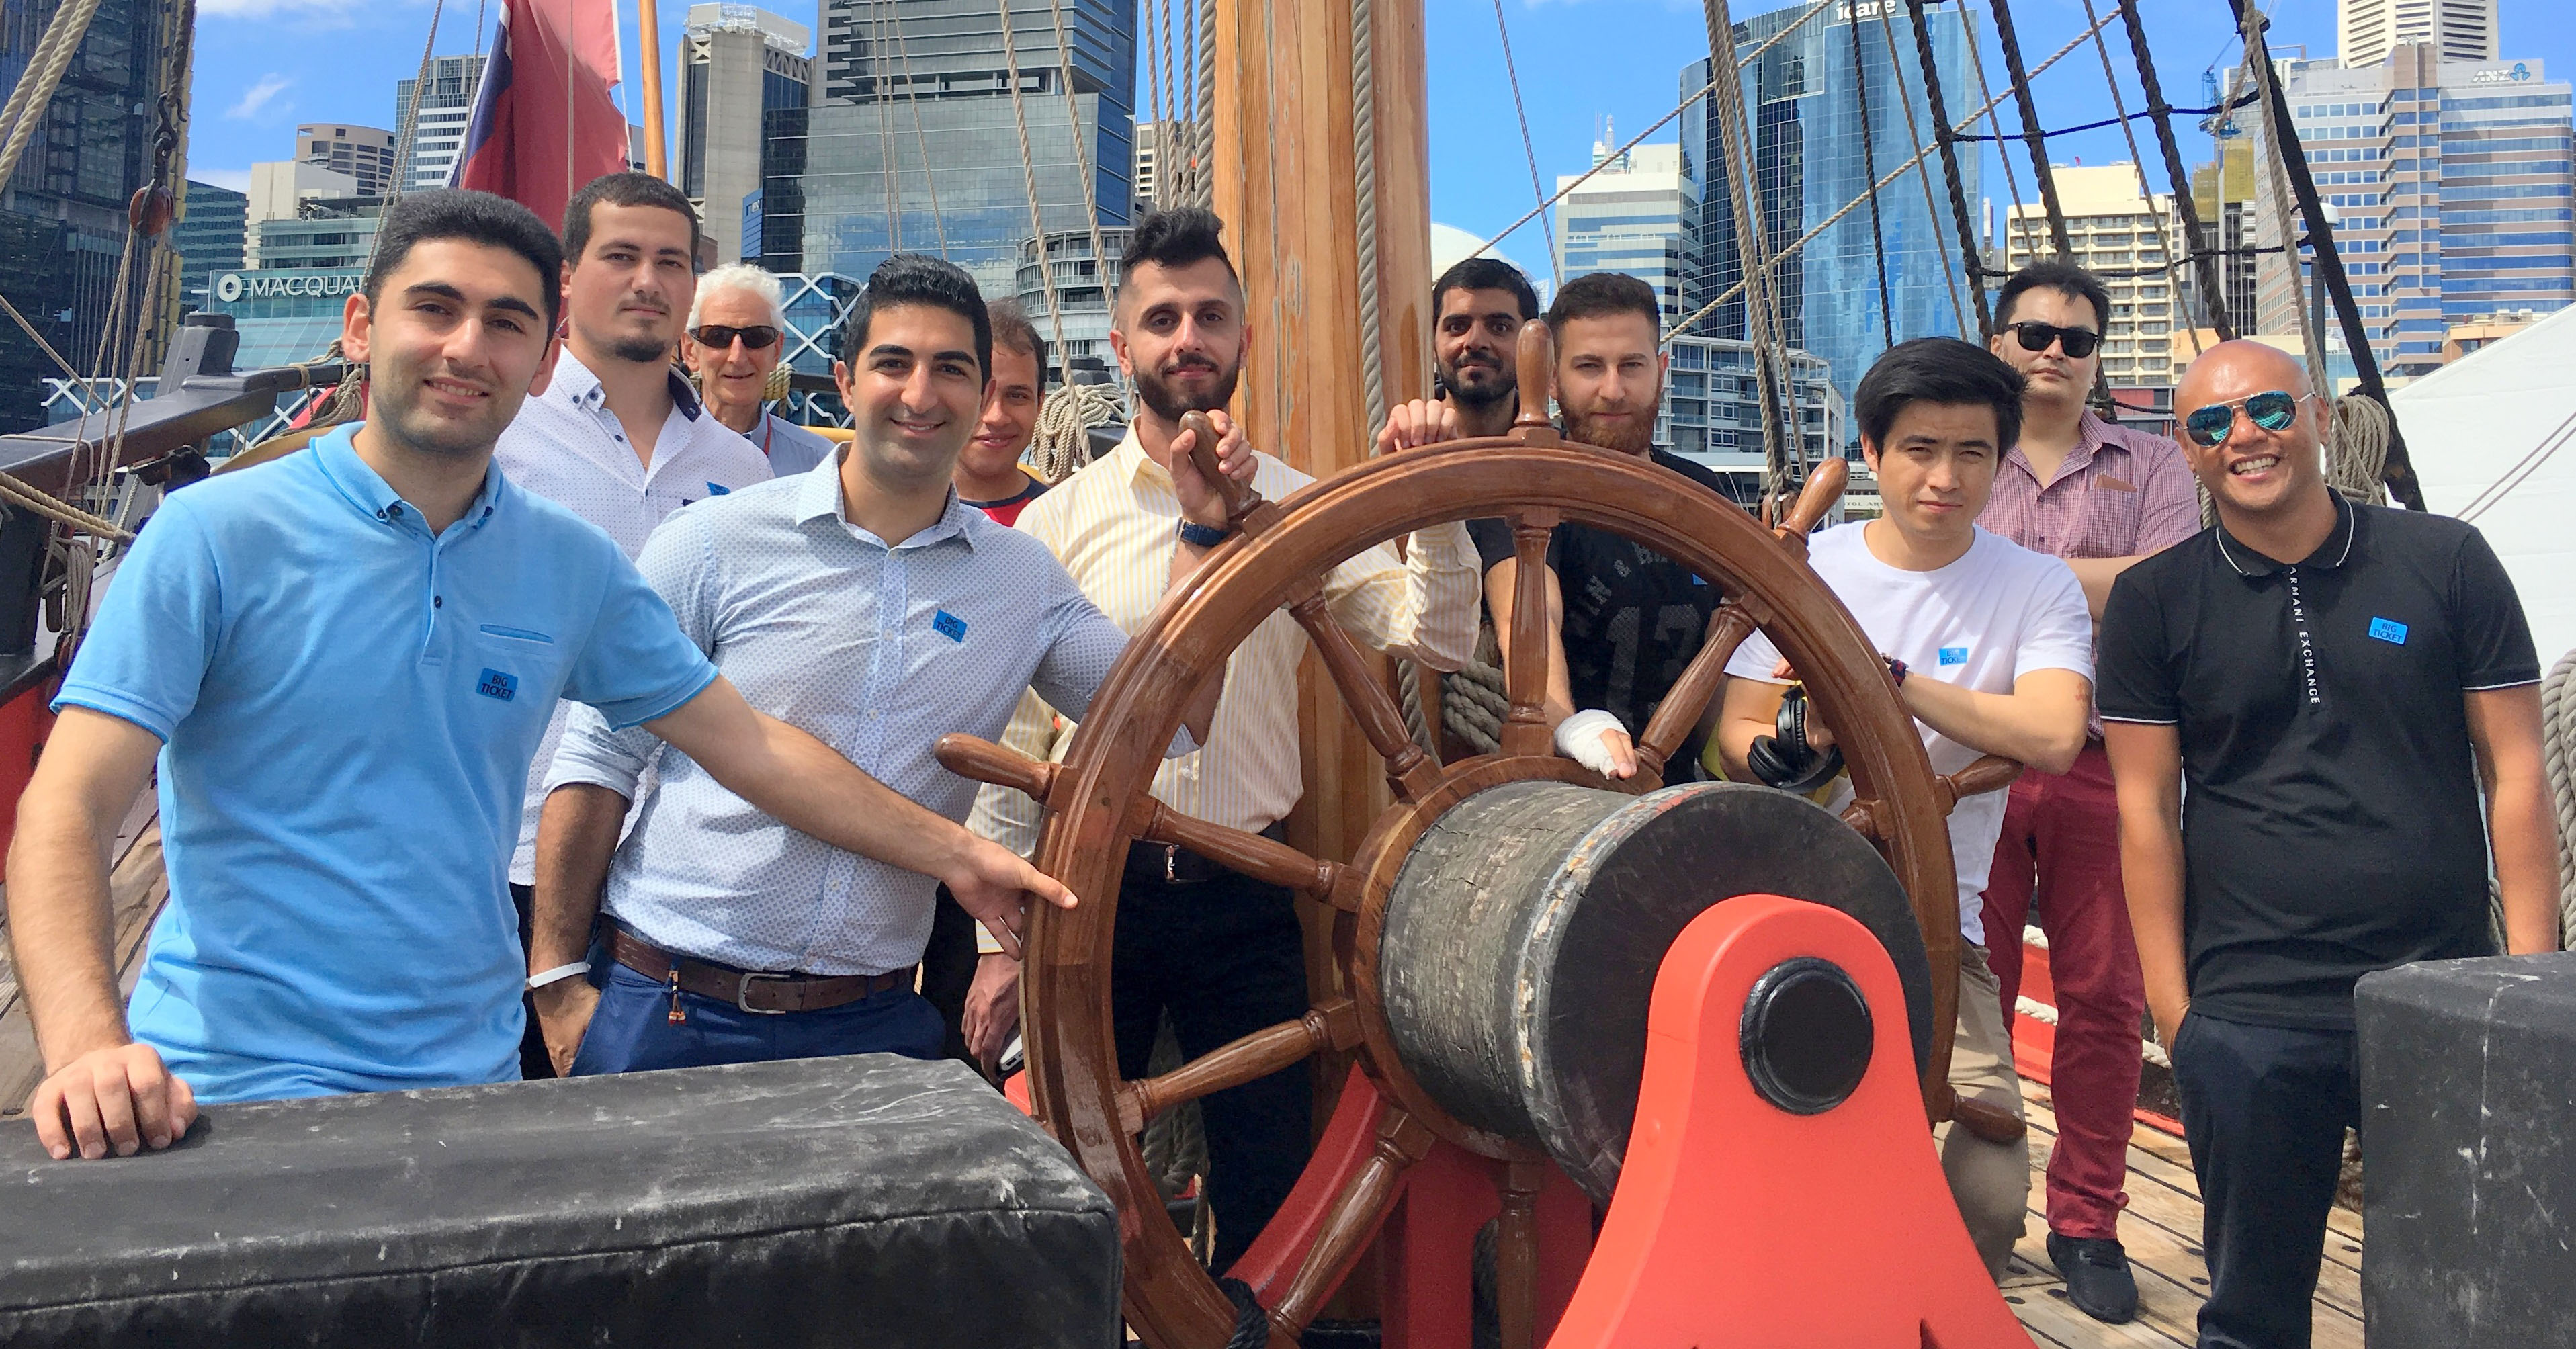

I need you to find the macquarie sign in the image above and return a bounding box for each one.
[207,269,366,316]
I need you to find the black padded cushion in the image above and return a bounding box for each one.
[0,1055,1121,1347]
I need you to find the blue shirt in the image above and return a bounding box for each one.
[54,425,720,1103]
[547,455,1164,975]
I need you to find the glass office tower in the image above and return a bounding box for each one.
[801,0,1134,295]
[1681,0,1979,419]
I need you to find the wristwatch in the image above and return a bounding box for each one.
[1883,655,1909,687]
[1177,519,1232,549]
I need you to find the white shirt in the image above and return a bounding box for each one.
[1726,523,2094,945]
[755,407,837,478]
[492,351,774,885]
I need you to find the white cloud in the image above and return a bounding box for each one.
[226,74,292,122]
[199,0,353,17]
[193,167,254,193]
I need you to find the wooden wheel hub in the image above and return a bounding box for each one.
[933,324,2020,1348]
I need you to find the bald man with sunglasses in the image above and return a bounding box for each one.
[2100,339,2555,1349]
[1974,262,2198,1324]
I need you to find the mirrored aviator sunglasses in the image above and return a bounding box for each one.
[691,324,781,350]
[2184,389,2299,448]
[2007,321,2100,359]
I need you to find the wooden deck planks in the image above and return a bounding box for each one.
[2008,1080,2366,1349]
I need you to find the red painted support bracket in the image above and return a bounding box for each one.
[1547,894,2030,1348]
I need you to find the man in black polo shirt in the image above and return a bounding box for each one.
[1466,271,1734,778]
[2098,339,2557,1348]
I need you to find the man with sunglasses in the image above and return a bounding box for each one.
[494,175,771,1078]
[684,263,836,477]
[1977,262,2199,1324]
[2099,340,2556,1348]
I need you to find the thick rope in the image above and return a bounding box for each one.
[2542,652,2576,950]
[1902,0,1991,335]
[388,0,449,207]
[1846,10,1895,347]
[2114,0,2236,342]
[1351,0,1386,432]
[2327,396,2389,506]
[1957,5,2036,267]
[1985,0,2074,259]
[1038,0,1111,308]
[1028,380,1122,484]
[0,474,134,543]
[1190,0,1216,207]
[2231,9,2332,404]
[0,0,109,192]
[993,0,1070,364]
[1871,2,1971,338]
[1699,0,1792,492]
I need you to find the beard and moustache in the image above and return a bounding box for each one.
[1563,399,1658,456]
[584,291,679,365]
[1443,353,1515,411]
[1132,353,1244,423]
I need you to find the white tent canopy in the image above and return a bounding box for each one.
[2391,304,2576,668]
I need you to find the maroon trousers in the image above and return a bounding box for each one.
[1979,740,2145,1242]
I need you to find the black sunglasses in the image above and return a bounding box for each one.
[2183,390,2301,448]
[691,324,781,351]
[2004,320,2102,359]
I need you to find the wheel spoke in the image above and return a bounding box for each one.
[1839,796,1886,843]
[1140,802,1342,896]
[1267,1106,1436,1336]
[1115,1000,1360,1134]
[1287,585,1444,802]
[1633,602,1759,784]
[1936,755,2024,813]
[933,734,1058,806]
[1493,1161,1544,1349]
[1500,511,1559,757]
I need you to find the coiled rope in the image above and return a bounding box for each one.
[2544,652,2576,949]
[1028,381,1123,485]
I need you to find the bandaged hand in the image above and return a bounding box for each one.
[1554,709,1637,779]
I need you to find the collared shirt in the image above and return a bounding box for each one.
[493,351,773,885]
[546,455,1147,976]
[1980,411,2200,562]
[756,407,837,478]
[967,431,1481,859]
[55,425,717,1103]
[2098,496,2540,1030]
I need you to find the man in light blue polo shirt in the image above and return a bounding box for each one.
[5,189,1074,1162]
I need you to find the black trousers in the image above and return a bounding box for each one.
[507,883,554,1082]
[1111,854,1314,1274]
[922,885,983,1068]
[2170,1011,2359,1349]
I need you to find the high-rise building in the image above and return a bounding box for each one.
[296,124,396,198]
[0,0,188,432]
[2189,138,2261,335]
[1662,334,1842,487]
[2340,0,2495,68]
[1553,134,1697,326]
[1132,119,1174,215]
[2002,165,2185,388]
[800,0,1135,296]
[2250,45,2572,379]
[394,55,487,193]
[173,181,249,312]
[1682,0,1980,421]
[682,3,812,264]
[1016,225,1129,384]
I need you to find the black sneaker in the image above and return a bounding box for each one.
[2047,1231,2139,1324]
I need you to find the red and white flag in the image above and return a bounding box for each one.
[451,0,630,235]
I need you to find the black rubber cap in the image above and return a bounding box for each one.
[1738,956,1873,1115]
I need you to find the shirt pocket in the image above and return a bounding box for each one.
[2071,470,2147,557]
[470,624,569,713]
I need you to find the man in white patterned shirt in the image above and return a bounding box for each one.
[966,209,1481,1269]
[492,173,771,1078]
[527,255,1243,1079]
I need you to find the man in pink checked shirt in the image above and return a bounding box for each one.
[1976,261,2200,1326]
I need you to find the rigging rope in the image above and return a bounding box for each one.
[1156,0,1181,203]
[2542,651,2576,949]
[1352,0,1387,431]
[886,3,949,255]
[1985,0,2075,259]
[2115,0,2237,342]
[1901,0,1991,335]
[2231,16,2332,406]
[2453,405,2576,525]
[1871,1,1971,338]
[1846,10,1896,347]
[1697,0,1795,492]
[1189,0,1216,207]
[1958,3,2035,269]
[1039,0,1111,307]
[2077,0,2203,361]
[0,0,108,192]
[1489,0,1557,285]
[388,0,449,206]
[867,0,904,251]
[2326,389,2390,507]
[993,0,1071,366]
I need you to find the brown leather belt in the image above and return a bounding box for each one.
[608,930,916,1015]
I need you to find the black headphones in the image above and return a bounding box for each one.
[1745,684,1845,795]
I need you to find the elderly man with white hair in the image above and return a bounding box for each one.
[683,263,837,476]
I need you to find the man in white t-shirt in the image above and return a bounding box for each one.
[1714,337,2094,1280]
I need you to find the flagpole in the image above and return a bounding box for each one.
[636,0,668,179]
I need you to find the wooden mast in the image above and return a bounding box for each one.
[636,0,670,179]
[1210,0,1433,868]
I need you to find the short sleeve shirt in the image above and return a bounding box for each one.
[53,426,718,1103]
[2096,497,2540,1030]
[1465,449,1738,746]
[1727,524,2095,945]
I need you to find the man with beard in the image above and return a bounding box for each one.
[682,262,836,476]
[525,255,1236,1078]
[1466,271,1735,779]
[493,173,771,1078]
[1373,257,1541,453]
[967,208,1479,1269]
[9,193,1074,1161]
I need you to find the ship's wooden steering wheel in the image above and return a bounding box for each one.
[937,321,2021,1348]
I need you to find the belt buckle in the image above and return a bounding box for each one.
[736,971,793,1014]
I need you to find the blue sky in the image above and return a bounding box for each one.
[188,0,2573,262]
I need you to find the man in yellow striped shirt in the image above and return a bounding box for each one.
[967,209,1479,1268]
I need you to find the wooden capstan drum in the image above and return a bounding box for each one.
[937,322,2023,1348]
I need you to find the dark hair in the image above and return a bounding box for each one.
[984,296,1049,392]
[1545,271,1659,335]
[1992,259,2112,335]
[1434,257,1539,322]
[562,171,702,267]
[364,189,564,332]
[1120,207,1238,290]
[1855,337,2027,451]
[839,253,992,380]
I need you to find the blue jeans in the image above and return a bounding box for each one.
[570,957,943,1076]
